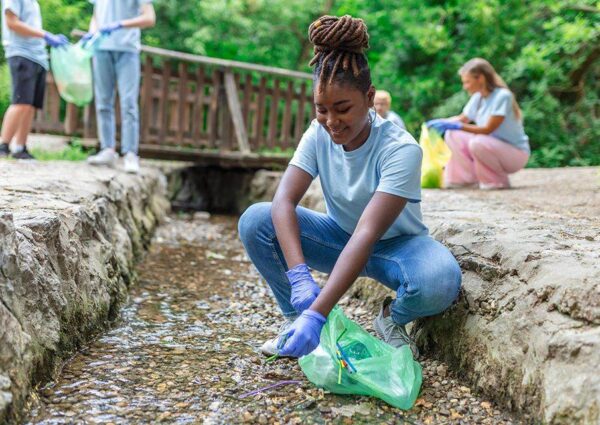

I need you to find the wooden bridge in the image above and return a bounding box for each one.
[32,42,315,169]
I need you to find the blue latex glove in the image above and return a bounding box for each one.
[279,309,326,357]
[286,263,321,313]
[99,22,123,35]
[81,32,94,42]
[43,32,68,48]
[427,120,463,134]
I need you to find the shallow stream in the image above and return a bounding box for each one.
[25,214,515,425]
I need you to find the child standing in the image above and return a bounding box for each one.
[427,58,530,189]
[239,15,461,358]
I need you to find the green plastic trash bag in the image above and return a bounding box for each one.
[419,124,452,188]
[299,306,422,409]
[50,36,99,107]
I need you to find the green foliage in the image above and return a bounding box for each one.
[149,0,326,69]
[29,140,92,162]
[257,146,296,156]
[38,0,91,39]
[0,64,10,118]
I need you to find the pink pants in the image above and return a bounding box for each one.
[443,130,529,188]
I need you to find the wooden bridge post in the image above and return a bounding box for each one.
[64,103,79,135]
[141,55,154,143]
[224,70,250,154]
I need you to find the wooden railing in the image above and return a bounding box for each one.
[33,42,315,168]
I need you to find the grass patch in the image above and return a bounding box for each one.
[257,146,295,157]
[29,140,93,161]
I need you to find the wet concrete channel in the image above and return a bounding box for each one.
[24,213,517,424]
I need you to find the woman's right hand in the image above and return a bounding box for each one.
[286,263,321,313]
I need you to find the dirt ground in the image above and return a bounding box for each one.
[444,167,599,221]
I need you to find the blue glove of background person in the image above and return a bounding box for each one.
[99,22,123,35]
[425,118,444,127]
[279,309,326,357]
[427,119,463,134]
[286,263,321,313]
[81,32,94,42]
[43,32,68,48]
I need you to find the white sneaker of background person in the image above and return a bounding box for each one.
[87,147,118,167]
[123,152,140,174]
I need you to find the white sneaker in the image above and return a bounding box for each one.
[123,152,140,174]
[260,319,294,356]
[87,148,118,167]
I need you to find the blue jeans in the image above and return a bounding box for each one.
[238,202,462,325]
[93,51,140,154]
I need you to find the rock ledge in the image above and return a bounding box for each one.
[0,161,169,423]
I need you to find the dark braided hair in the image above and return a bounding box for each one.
[308,15,372,93]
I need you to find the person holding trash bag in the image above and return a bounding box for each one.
[427,58,530,190]
[0,0,68,160]
[84,0,155,173]
[238,15,462,359]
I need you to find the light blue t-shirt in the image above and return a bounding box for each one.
[384,110,406,130]
[463,88,530,153]
[90,0,152,53]
[1,0,48,69]
[290,110,428,240]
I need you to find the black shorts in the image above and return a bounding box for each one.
[8,56,47,109]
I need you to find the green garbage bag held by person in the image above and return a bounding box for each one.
[419,124,452,188]
[299,306,422,409]
[50,34,101,107]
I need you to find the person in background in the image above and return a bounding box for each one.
[427,58,530,190]
[85,0,156,173]
[0,0,68,160]
[374,89,406,130]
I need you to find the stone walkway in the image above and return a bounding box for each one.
[408,168,600,424]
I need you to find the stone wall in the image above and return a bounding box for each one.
[0,162,169,423]
[247,168,600,424]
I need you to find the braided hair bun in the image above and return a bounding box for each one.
[308,15,372,93]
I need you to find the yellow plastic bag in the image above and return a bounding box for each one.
[419,124,452,188]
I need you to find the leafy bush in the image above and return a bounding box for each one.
[29,139,92,161]
[0,64,10,118]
